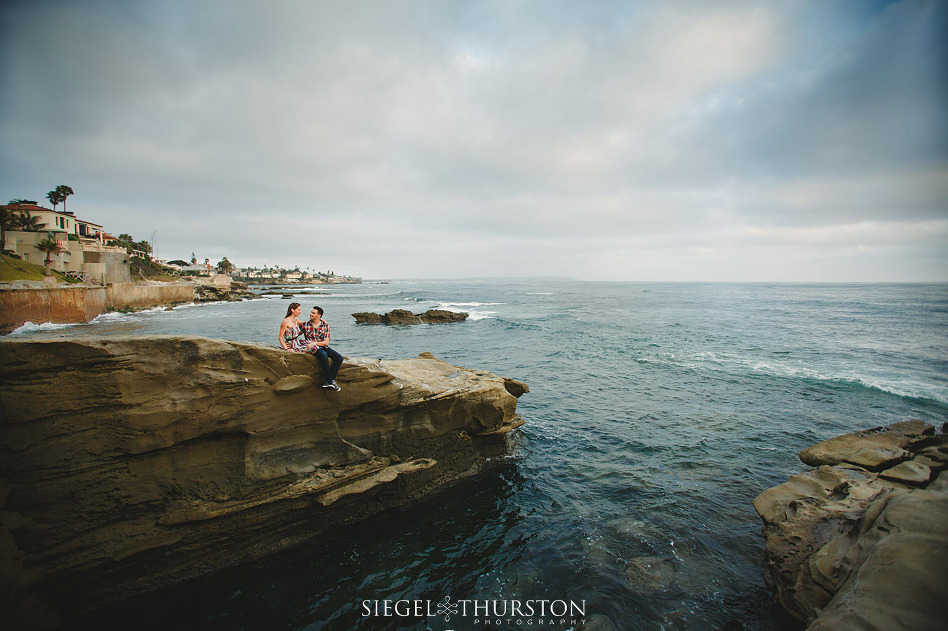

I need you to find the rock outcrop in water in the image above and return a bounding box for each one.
[192,278,255,302]
[0,336,526,625]
[753,420,948,629]
[352,309,468,324]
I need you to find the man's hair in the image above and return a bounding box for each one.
[312,306,324,316]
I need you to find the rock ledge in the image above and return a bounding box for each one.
[754,420,948,629]
[0,335,526,624]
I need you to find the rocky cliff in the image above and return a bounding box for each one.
[753,420,948,630]
[0,336,527,625]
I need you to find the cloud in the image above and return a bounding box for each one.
[1,0,946,280]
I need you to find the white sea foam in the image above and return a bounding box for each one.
[645,348,948,404]
[434,303,498,320]
[7,321,79,336]
[89,306,173,324]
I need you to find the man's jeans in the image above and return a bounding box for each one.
[314,346,343,384]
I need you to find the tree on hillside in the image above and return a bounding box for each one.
[34,236,64,273]
[216,257,235,275]
[191,252,197,265]
[133,240,152,257]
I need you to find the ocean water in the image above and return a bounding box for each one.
[13,281,948,630]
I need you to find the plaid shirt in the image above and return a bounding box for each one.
[299,319,330,344]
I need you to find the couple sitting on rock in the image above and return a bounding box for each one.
[279,302,343,391]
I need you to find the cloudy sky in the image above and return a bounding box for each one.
[1,0,946,281]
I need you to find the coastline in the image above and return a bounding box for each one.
[0,277,255,334]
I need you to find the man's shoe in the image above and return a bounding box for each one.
[321,382,335,389]
[332,382,341,392]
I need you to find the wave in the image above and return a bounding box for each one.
[635,349,948,405]
[89,306,177,323]
[803,374,948,406]
[7,321,81,336]
[438,302,503,308]
[433,304,497,321]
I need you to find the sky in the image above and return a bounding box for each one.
[1,0,946,281]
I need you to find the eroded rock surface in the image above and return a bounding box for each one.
[754,420,948,630]
[352,309,468,324]
[0,336,525,624]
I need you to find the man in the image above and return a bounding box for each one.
[300,306,343,391]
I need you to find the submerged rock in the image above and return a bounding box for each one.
[754,420,948,629]
[0,336,526,623]
[624,556,677,592]
[352,308,468,324]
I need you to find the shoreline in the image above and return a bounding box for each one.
[0,277,256,334]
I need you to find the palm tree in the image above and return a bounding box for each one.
[0,207,18,254]
[35,236,64,274]
[54,185,75,212]
[16,212,43,231]
[46,190,63,210]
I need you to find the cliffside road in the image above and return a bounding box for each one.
[0,336,527,626]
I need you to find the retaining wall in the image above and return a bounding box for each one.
[0,282,195,332]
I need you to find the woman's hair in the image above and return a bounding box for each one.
[285,302,301,318]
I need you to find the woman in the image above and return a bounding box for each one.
[278,302,309,352]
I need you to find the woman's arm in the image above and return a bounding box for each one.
[278,318,290,350]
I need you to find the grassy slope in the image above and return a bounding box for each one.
[0,256,80,283]
[129,257,180,282]
[1,255,179,283]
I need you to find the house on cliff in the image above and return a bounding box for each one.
[1,203,131,284]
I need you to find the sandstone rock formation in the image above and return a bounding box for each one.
[0,336,526,625]
[192,277,255,302]
[352,309,468,324]
[754,420,948,629]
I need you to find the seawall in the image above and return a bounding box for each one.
[0,336,527,626]
[0,285,107,329]
[0,282,196,332]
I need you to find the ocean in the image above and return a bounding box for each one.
[12,280,948,630]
